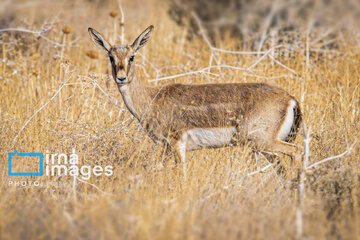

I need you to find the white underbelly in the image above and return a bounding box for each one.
[184,127,237,150]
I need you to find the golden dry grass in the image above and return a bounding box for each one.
[0,0,360,239]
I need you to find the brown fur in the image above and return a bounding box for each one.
[88,25,302,168]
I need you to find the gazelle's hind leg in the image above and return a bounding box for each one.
[267,139,299,157]
[264,139,302,165]
[258,151,286,175]
[262,98,302,160]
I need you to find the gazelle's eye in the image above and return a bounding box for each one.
[129,55,135,63]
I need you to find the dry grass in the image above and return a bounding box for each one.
[0,0,360,239]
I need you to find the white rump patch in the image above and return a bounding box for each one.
[184,127,237,151]
[277,99,296,141]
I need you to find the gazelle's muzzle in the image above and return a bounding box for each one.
[115,77,128,84]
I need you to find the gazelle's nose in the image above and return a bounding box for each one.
[116,77,127,84]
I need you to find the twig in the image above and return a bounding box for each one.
[191,11,216,74]
[247,48,274,70]
[137,52,159,72]
[257,0,279,55]
[0,28,66,47]
[76,177,105,194]
[79,75,123,109]
[148,65,246,82]
[243,73,291,80]
[257,0,296,55]
[297,123,311,239]
[191,11,270,56]
[246,163,273,177]
[192,11,212,47]
[268,54,297,74]
[11,74,125,146]
[192,10,281,77]
[118,0,125,44]
[150,45,282,83]
[199,163,273,203]
[211,47,268,55]
[305,19,315,69]
[11,82,86,146]
[72,148,77,202]
[307,140,357,169]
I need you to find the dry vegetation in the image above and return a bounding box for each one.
[0,0,360,239]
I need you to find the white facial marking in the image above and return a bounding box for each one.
[278,99,296,141]
[184,127,237,151]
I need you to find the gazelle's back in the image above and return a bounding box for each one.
[150,83,295,127]
[152,82,290,106]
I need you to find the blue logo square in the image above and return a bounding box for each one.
[8,150,43,176]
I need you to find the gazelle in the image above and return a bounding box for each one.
[88,25,302,175]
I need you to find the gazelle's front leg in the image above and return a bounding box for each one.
[174,133,188,178]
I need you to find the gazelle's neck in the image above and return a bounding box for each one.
[117,67,153,121]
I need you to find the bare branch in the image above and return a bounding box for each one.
[11,82,87,146]
[77,177,106,194]
[211,47,268,55]
[148,65,246,82]
[118,0,125,44]
[306,140,357,169]
[297,123,311,239]
[257,0,279,55]
[0,27,74,47]
[268,54,297,74]
[192,11,213,48]
[79,75,123,110]
[247,48,274,70]
[246,163,273,177]
[199,163,273,203]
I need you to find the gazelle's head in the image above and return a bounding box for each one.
[88,25,154,85]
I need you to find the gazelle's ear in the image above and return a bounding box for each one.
[88,28,112,52]
[131,25,154,52]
